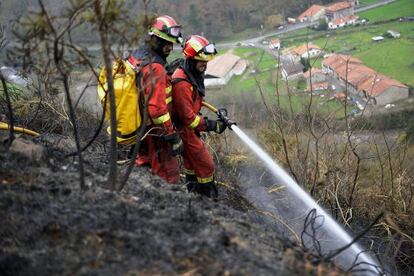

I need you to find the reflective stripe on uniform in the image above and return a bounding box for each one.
[166,96,172,104]
[165,86,172,94]
[153,113,171,124]
[197,175,214,184]
[184,169,196,175]
[189,116,201,129]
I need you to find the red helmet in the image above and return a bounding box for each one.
[182,35,217,61]
[149,15,182,44]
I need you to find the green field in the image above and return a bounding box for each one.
[359,0,383,6]
[358,0,414,21]
[311,21,414,86]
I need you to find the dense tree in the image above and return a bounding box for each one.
[266,14,284,29]
[0,0,316,41]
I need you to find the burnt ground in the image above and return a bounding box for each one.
[0,133,343,276]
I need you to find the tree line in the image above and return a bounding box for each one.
[0,0,339,42]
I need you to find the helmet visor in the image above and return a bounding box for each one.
[165,26,182,38]
[201,43,217,55]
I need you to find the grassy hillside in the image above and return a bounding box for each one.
[358,0,414,21]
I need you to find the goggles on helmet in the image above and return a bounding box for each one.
[199,43,217,55]
[163,25,182,39]
[194,43,217,61]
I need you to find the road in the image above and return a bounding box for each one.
[216,0,396,49]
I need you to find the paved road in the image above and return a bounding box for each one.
[216,0,396,49]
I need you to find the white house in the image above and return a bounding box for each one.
[204,53,247,87]
[269,39,281,50]
[328,15,358,29]
[297,5,325,23]
[291,43,323,59]
[280,55,304,80]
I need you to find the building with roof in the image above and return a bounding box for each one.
[204,53,247,87]
[269,39,281,50]
[372,36,384,42]
[306,81,330,92]
[296,1,358,29]
[328,15,358,29]
[325,1,354,21]
[322,54,409,105]
[334,92,348,103]
[386,30,400,38]
[290,43,323,59]
[297,5,325,23]
[304,68,327,85]
[280,55,304,80]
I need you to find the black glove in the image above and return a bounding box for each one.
[205,118,226,134]
[163,132,184,156]
[196,181,218,198]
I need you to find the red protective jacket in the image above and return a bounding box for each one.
[129,52,179,184]
[172,68,214,183]
[128,55,174,135]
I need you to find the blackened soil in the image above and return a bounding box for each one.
[0,135,327,275]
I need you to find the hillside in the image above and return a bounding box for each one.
[0,133,342,275]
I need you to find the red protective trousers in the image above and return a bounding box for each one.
[133,59,179,184]
[171,68,214,183]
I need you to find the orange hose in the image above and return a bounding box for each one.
[201,101,218,113]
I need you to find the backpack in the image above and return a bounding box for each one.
[165,57,184,75]
[97,59,142,145]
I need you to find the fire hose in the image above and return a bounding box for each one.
[0,103,232,138]
[0,121,40,137]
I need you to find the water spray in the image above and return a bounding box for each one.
[202,102,383,274]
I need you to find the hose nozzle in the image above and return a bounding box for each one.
[216,108,236,130]
[202,101,236,130]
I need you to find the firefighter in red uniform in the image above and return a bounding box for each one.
[129,15,184,184]
[171,35,227,197]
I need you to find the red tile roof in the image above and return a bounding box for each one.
[330,15,358,25]
[326,1,352,12]
[298,5,325,20]
[323,54,362,71]
[304,68,324,78]
[335,92,346,99]
[306,81,329,91]
[359,75,407,97]
[323,54,408,96]
[291,43,322,56]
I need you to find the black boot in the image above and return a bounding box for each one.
[185,174,197,193]
[195,181,218,198]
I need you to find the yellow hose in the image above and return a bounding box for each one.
[201,101,218,113]
[0,121,40,137]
